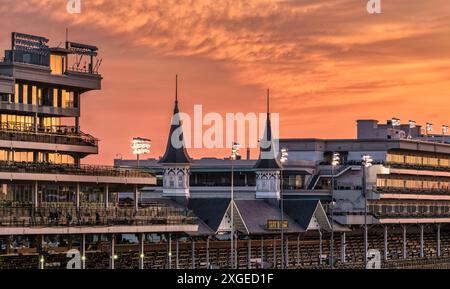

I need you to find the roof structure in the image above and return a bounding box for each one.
[159,75,191,165]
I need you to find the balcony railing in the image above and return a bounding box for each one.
[0,123,98,147]
[0,204,197,228]
[0,161,153,178]
[376,186,450,195]
[388,162,450,173]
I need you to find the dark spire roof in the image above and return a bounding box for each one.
[159,75,191,165]
[254,89,282,170]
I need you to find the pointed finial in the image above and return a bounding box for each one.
[175,74,179,104]
[267,88,270,114]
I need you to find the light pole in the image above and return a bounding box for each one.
[280,148,288,269]
[330,152,340,269]
[230,142,240,269]
[361,154,373,266]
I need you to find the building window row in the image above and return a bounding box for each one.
[0,83,79,109]
[0,150,74,165]
[387,152,450,168]
[377,176,450,190]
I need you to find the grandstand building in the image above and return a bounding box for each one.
[117,114,450,269]
[0,32,196,269]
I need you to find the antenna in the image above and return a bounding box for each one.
[175,74,179,103]
[65,28,69,49]
[267,88,270,114]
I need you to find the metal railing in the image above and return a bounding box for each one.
[0,123,98,147]
[0,161,153,178]
[0,204,197,228]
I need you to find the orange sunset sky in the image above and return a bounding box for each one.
[1,0,449,165]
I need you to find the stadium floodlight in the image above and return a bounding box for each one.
[442,125,449,135]
[330,152,340,269]
[280,148,288,163]
[132,137,151,168]
[426,123,433,135]
[391,117,401,127]
[407,120,416,139]
[332,152,340,167]
[362,154,373,168]
[230,141,240,269]
[231,142,240,160]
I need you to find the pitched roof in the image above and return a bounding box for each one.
[234,200,304,235]
[187,198,230,233]
[283,200,331,231]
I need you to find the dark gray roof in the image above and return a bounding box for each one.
[159,98,191,165]
[188,198,230,233]
[283,200,320,229]
[234,200,304,234]
[254,113,282,170]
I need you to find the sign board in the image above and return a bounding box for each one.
[132,137,151,155]
[266,219,288,230]
[11,32,49,56]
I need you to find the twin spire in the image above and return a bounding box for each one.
[160,77,279,168]
[159,75,191,165]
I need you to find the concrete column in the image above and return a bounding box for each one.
[437,224,441,257]
[341,232,346,263]
[134,185,139,211]
[105,184,109,209]
[76,183,80,211]
[110,234,115,269]
[297,234,300,266]
[139,233,145,270]
[33,112,38,133]
[206,237,210,269]
[285,237,289,269]
[38,235,44,270]
[247,238,251,269]
[383,226,388,261]
[260,236,264,268]
[81,234,86,269]
[75,116,80,133]
[191,238,195,269]
[319,230,323,265]
[176,239,179,269]
[273,237,276,268]
[168,233,172,269]
[420,225,424,258]
[402,225,407,259]
[32,181,38,209]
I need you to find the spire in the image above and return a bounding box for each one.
[254,88,281,170]
[159,75,191,165]
[175,74,178,104]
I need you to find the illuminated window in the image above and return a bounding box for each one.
[50,54,66,75]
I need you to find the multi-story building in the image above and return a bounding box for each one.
[0,32,196,269]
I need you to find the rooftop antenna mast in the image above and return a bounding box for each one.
[175,74,179,104]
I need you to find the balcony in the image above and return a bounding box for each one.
[388,162,450,173]
[376,186,450,196]
[0,161,153,178]
[0,123,98,147]
[0,203,197,228]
